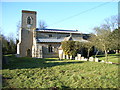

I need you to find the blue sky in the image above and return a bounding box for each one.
[1,2,118,38]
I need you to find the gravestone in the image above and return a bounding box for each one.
[89,57,94,61]
[63,54,65,59]
[84,58,88,61]
[106,62,112,64]
[66,55,69,59]
[77,54,81,60]
[101,60,104,63]
[70,55,72,60]
[75,57,78,60]
[95,58,99,62]
[81,57,84,61]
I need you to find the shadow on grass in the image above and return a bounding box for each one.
[2,55,85,70]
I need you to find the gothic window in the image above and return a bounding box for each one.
[27,16,32,24]
[48,45,53,53]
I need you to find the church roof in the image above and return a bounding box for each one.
[36,28,82,34]
[36,37,88,43]
[37,38,64,43]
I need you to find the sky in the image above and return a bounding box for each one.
[0,1,118,38]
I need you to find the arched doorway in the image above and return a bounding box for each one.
[26,49,31,57]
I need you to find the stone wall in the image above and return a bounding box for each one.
[37,43,61,58]
[17,29,33,57]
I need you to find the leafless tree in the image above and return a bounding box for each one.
[104,15,118,31]
[39,20,47,29]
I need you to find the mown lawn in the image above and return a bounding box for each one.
[2,55,119,88]
[95,54,120,63]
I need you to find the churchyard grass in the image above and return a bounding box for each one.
[94,54,119,63]
[2,54,119,88]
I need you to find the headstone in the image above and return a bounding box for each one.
[66,55,69,59]
[106,62,112,64]
[101,60,104,63]
[63,54,65,59]
[70,55,72,60]
[75,57,78,60]
[95,58,99,62]
[89,57,94,62]
[77,54,81,60]
[108,62,112,64]
[84,58,88,61]
[81,57,84,61]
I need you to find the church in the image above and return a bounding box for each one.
[17,10,89,58]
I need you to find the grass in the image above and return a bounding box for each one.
[94,54,120,63]
[2,54,119,88]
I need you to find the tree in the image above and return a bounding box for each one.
[91,26,112,62]
[61,41,84,57]
[1,32,16,55]
[61,41,76,56]
[104,15,118,31]
[110,28,120,53]
[39,20,47,29]
[83,41,93,58]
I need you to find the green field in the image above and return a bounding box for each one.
[2,54,119,88]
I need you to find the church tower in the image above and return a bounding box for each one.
[17,10,37,57]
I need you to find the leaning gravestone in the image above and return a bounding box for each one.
[106,62,112,64]
[89,57,94,61]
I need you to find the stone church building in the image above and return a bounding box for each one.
[17,10,89,58]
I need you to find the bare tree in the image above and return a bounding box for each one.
[104,15,118,31]
[39,20,47,29]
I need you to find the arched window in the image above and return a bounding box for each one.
[48,45,53,53]
[27,16,32,24]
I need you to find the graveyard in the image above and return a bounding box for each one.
[2,54,119,88]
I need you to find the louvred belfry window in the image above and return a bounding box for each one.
[27,17,32,24]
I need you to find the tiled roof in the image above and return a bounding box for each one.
[37,37,88,43]
[37,38,64,43]
[36,29,81,34]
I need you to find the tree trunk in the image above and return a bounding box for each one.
[95,50,99,58]
[87,49,90,58]
[105,50,108,62]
